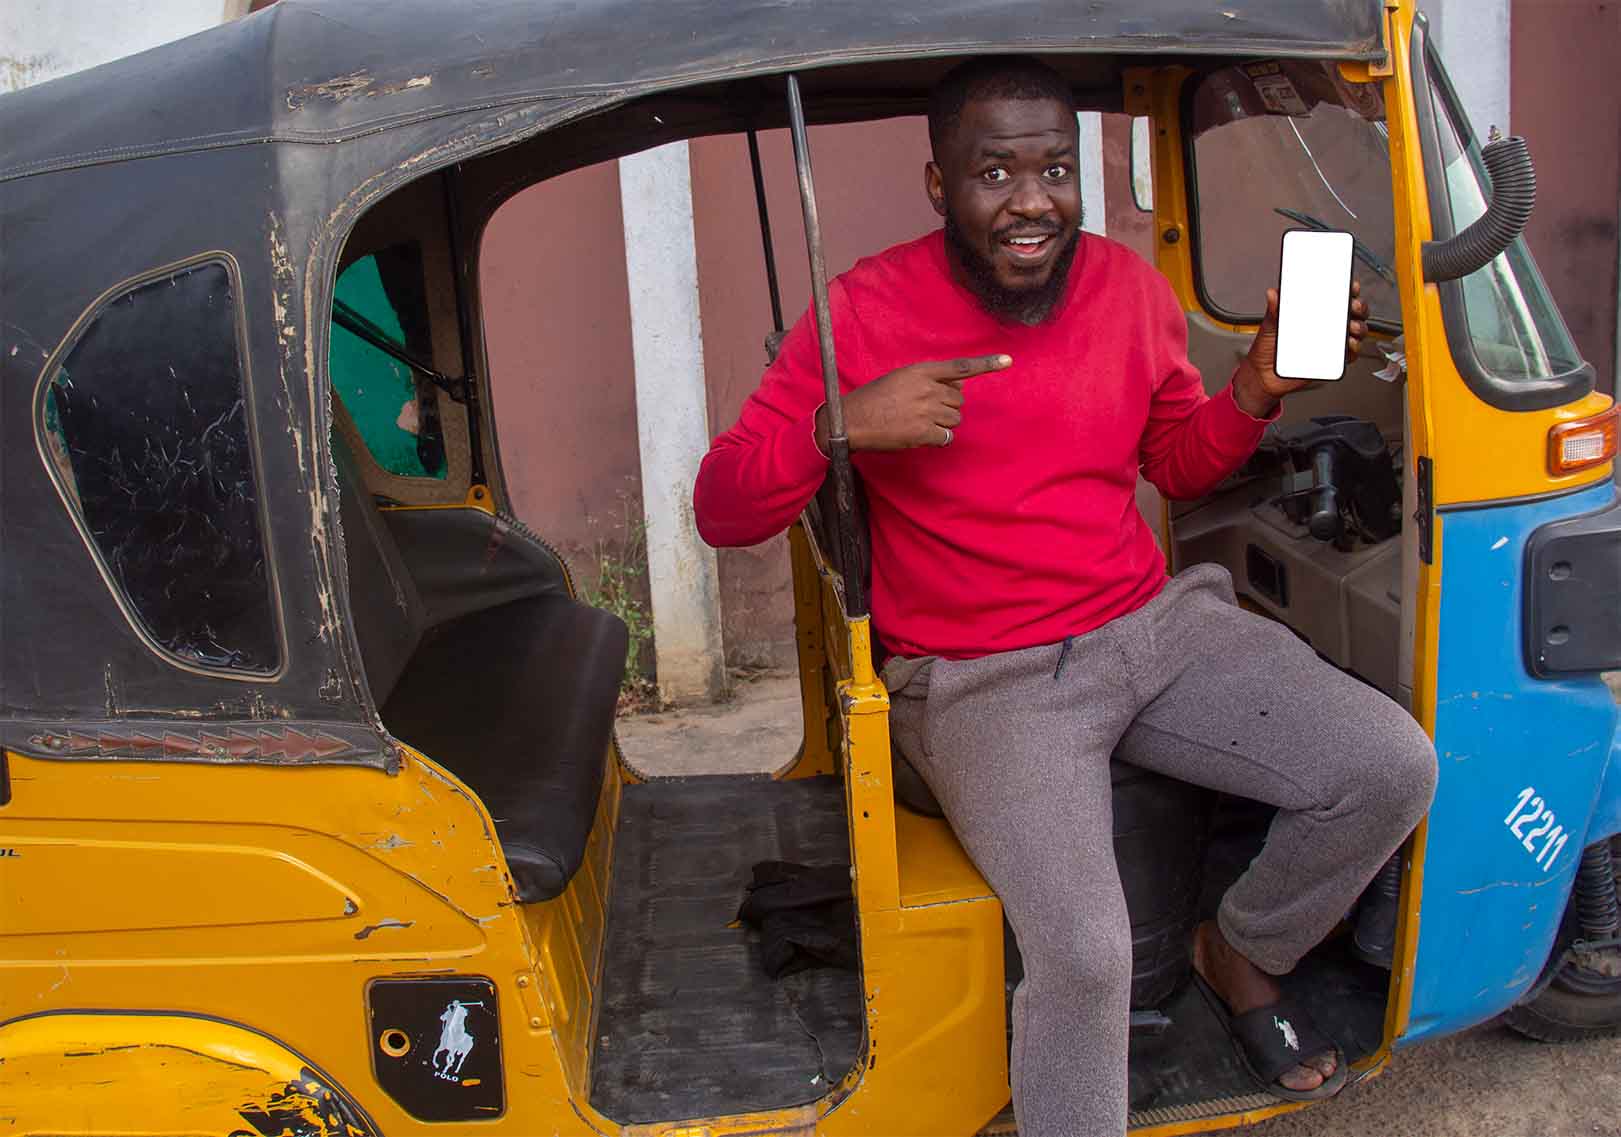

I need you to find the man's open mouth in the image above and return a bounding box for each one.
[1000,231,1058,261]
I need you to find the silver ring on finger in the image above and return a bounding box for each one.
[939,426,954,447]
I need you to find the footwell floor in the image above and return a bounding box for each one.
[983,935,1390,1132]
[589,775,864,1123]
[590,775,1388,1130]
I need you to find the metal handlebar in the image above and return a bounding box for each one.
[786,73,868,618]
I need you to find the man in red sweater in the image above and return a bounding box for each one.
[694,57,1435,1136]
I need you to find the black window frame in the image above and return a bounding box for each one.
[32,252,287,680]
[1410,14,1594,412]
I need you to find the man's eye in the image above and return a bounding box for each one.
[982,167,1009,184]
[1044,164,1072,180]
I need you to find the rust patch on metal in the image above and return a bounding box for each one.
[354,918,415,940]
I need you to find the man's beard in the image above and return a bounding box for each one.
[944,211,1082,325]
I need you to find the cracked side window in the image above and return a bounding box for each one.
[40,261,280,674]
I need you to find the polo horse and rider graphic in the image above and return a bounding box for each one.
[432,999,483,1081]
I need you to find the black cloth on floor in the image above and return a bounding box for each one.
[736,860,859,978]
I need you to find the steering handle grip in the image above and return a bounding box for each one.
[1308,446,1341,542]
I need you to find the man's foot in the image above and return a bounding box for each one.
[1191,921,1338,1092]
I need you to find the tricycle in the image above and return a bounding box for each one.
[2,1,1618,1133]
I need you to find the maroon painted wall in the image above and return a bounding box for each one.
[481,117,1147,673]
[482,161,646,596]
[689,119,941,668]
[1511,0,1619,393]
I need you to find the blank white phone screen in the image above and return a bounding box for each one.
[1275,229,1355,382]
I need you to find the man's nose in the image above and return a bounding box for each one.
[1007,174,1054,219]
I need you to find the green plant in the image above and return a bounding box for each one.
[581,498,661,711]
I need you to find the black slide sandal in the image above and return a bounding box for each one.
[1192,972,1350,1103]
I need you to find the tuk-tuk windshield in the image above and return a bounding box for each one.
[1421,45,1584,386]
[1189,62,1399,329]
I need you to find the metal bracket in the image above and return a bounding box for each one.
[1415,456,1434,564]
[332,298,470,403]
[1367,2,1400,79]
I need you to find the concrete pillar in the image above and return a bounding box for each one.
[1426,0,1512,137]
[619,143,728,704]
[1,1,246,93]
[1078,111,1108,236]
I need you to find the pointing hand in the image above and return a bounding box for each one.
[818,354,1013,452]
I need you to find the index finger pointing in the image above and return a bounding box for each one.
[932,354,1013,382]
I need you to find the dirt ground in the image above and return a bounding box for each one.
[1256,1022,1621,1136]
[615,671,1621,1136]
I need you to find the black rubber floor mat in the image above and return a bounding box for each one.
[589,775,864,1124]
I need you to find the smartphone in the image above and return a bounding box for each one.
[1274,229,1355,382]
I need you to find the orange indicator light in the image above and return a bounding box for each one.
[1549,405,1619,476]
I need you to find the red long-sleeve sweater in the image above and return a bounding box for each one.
[694,230,1271,660]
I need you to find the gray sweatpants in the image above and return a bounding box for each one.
[882,565,1437,1137]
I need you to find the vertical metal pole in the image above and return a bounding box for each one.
[746,127,786,335]
[785,73,867,618]
[441,165,488,487]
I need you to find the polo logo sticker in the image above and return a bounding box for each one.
[432,999,480,1081]
[1274,1016,1300,1052]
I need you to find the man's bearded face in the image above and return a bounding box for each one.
[943,210,1081,324]
[928,95,1085,324]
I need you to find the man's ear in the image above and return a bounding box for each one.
[924,161,947,218]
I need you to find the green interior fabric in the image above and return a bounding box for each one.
[331,254,446,480]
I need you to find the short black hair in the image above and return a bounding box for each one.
[927,56,1076,157]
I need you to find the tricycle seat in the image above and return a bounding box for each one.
[334,436,626,902]
[381,593,626,901]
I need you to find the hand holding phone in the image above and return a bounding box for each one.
[1274,229,1357,382]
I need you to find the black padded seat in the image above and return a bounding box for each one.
[381,594,626,902]
[332,434,627,902]
[334,438,426,705]
[381,507,569,629]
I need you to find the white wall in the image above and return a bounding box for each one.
[2,0,248,93]
[619,143,728,704]
[1077,111,1107,237]
[1424,0,1512,136]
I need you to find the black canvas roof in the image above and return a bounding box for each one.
[0,0,1384,183]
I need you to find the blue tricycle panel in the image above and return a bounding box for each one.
[1403,482,1620,1045]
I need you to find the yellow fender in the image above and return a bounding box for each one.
[0,1012,379,1137]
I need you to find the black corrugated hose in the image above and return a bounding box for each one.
[1422,136,1536,282]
